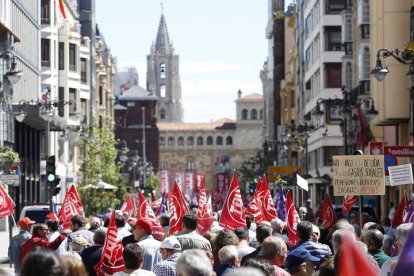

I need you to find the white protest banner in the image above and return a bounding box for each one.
[332,155,385,196]
[296,174,309,191]
[389,164,414,186]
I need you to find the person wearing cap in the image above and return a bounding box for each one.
[152,236,182,276]
[81,227,107,276]
[19,223,71,264]
[285,249,320,276]
[8,217,35,273]
[132,218,161,271]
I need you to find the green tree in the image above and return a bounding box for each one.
[146,171,160,196]
[78,117,127,216]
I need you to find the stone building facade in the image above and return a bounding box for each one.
[158,92,264,190]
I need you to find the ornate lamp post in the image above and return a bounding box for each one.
[313,86,378,155]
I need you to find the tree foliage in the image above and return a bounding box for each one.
[78,117,127,216]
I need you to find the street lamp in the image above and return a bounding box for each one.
[13,91,76,208]
[313,86,378,155]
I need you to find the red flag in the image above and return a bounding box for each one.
[286,190,300,247]
[94,211,124,275]
[342,196,358,214]
[255,177,265,205]
[46,213,59,221]
[119,195,136,218]
[339,233,377,276]
[169,181,190,235]
[58,0,67,19]
[219,170,246,230]
[246,196,264,224]
[392,191,408,227]
[137,191,165,240]
[262,176,277,221]
[197,176,213,236]
[150,192,155,204]
[320,194,337,229]
[0,183,15,219]
[355,106,374,147]
[58,185,84,229]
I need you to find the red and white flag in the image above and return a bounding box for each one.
[286,190,300,247]
[262,176,277,221]
[320,194,337,229]
[58,185,84,229]
[137,191,165,240]
[392,191,409,227]
[169,181,190,235]
[246,196,264,224]
[197,176,213,236]
[57,0,67,19]
[158,170,170,193]
[94,211,124,275]
[219,170,246,230]
[342,196,358,214]
[0,183,15,219]
[119,195,136,218]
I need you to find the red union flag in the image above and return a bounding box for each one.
[342,196,358,214]
[120,195,136,218]
[246,196,264,224]
[320,194,337,229]
[0,183,15,219]
[137,191,165,240]
[95,211,124,275]
[286,191,300,247]
[219,170,246,230]
[255,177,265,205]
[197,176,213,236]
[169,181,190,235]
[262,176,277,221]
[58,185,84,229]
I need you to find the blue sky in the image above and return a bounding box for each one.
[96,1,291,122]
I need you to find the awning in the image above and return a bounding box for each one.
[0,22,20,43]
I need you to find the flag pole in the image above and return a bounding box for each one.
[359,196,362,227]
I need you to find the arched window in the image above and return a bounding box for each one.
[242,109,248,120]
[207,136,213,145]
[187,136,194,145]
[159,137,165,145]
[251,109,258,120]
[197,136,204,145]
[168,137,175,145]
[160,85,166,98]
[259,109,264,120]
[216,136,223,145]
[178,136,184,145]
[226,136,233,145]
[160,109,166,120]
[160,64,166,79]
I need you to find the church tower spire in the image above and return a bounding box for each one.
[147,10,183,122]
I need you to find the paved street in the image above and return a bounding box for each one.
[0,228,18,274]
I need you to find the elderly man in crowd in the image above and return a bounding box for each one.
[214,245,240,276]
[132,218,161,271]
[286,249,320,276]
[81,227,107,276]
[153,236,182,276]
[271,218,288,246]
[8,217,35,274]
[176,214,212,251]
[176,249,214,276]
[288,221,331,261]
[380,223,413,276]
[261,236,290,276]
[241,224,273,264]
[364,229,390,267]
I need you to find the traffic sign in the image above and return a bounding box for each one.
[267,166,302,174]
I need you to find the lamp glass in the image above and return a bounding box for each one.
[6,72,22,85]
[15,112,25,122]
[41,110,54,121]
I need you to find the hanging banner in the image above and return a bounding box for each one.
[333,155,385,196]
[174,172,184,192]
[212,173,230,211]
[184,172,195,199]
[159,170,170,193]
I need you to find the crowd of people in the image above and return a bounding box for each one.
[6,206,413,276]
